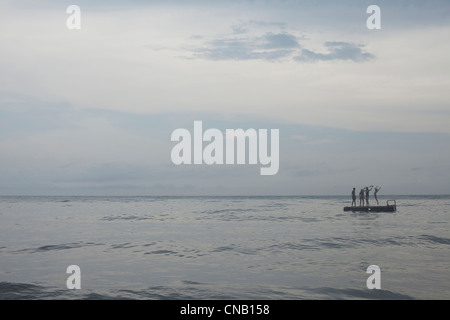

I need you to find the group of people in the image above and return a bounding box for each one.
[351,186,381,207]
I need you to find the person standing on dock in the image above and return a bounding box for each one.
[359,189,365,206]
[365,186,373,206]
[351,188,356,207]
[374,186,381,205]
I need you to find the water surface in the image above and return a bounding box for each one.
[0,195,449,299]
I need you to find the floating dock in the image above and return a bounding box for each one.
[344,200,396,212]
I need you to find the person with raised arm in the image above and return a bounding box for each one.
[374,186,381,205]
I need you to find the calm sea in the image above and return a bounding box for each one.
[0,195,449,300]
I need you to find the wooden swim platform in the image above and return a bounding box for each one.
[344,200,396,212]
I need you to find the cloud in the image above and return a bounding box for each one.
[192,21,374,63]
[1,1,449,136]
[262,32,300,49]
[295,42,375,62]
[193,32,300,61]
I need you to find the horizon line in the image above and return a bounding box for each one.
[1,194,449,197]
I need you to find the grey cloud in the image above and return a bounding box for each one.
[194,32,300,61]
[192,20,374,63]
[195,38,254,61]
[295,42,375,62]
[194,38,374,63]
[262,32,300,49]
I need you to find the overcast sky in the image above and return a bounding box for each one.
[1,0,449,196]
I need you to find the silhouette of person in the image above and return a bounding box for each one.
[374,186,381,205]
[359,189,365,206]
[365,186,373,206]
[351,188,356,207]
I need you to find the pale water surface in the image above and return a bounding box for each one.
[0,196,449,299]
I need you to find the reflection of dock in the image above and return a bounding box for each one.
[344,200,396,212]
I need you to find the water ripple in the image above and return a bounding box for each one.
[11,242,103,254]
